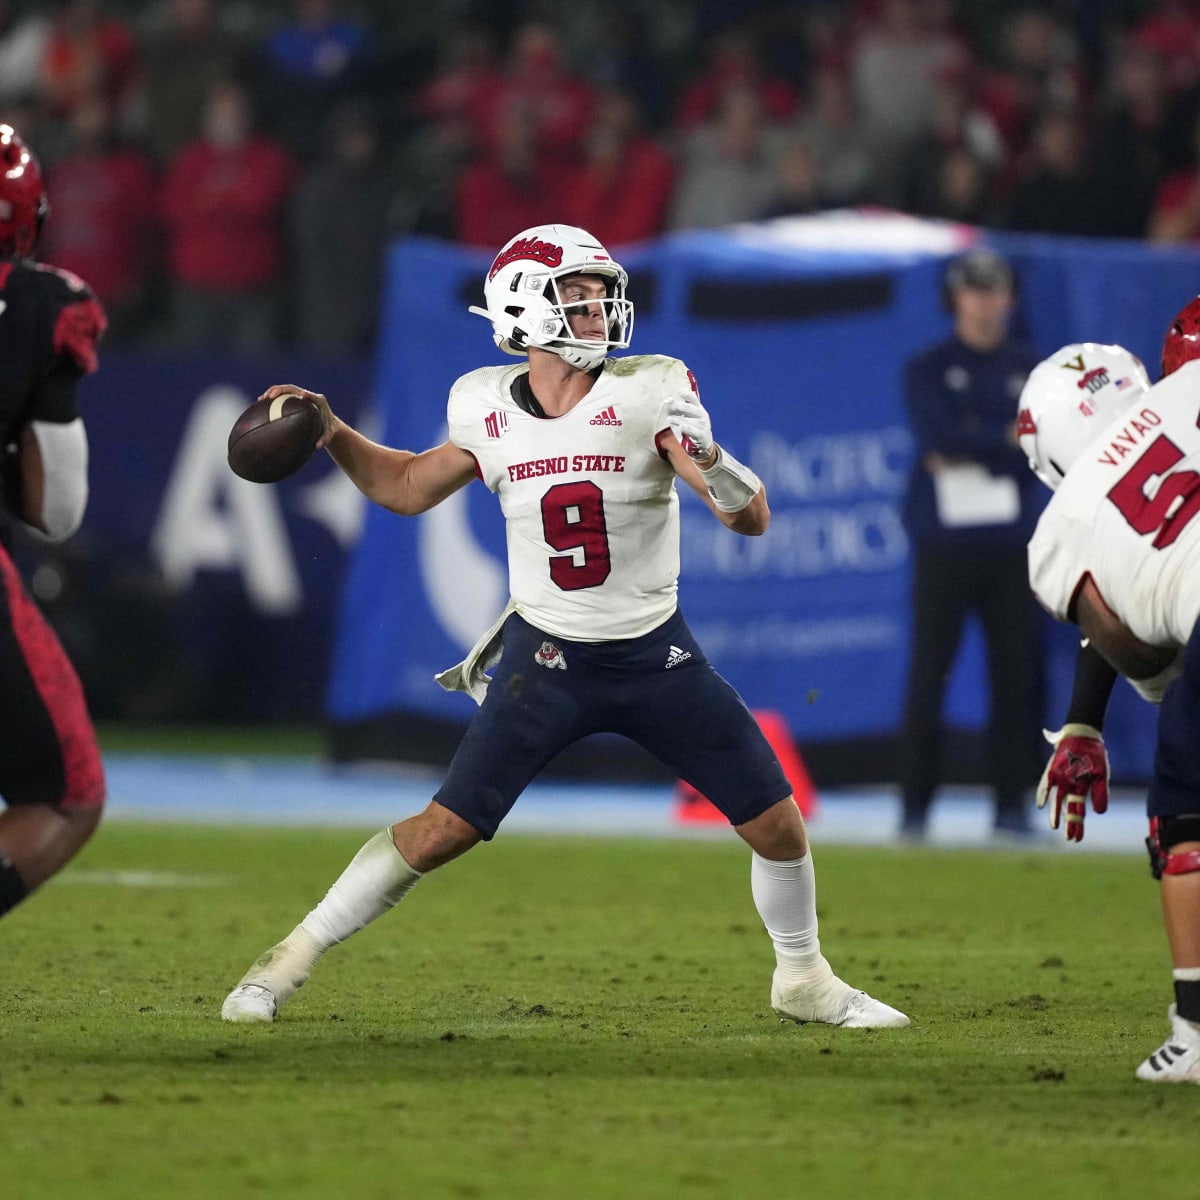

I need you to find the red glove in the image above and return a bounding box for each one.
[1037,724,1109,843]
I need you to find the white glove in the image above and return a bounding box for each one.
[664,389,714,460]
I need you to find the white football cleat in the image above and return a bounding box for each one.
[771,959,911,1029]
[1135,1005,1200,1084]
[221,983,278,1024]
[220,930,322,1024]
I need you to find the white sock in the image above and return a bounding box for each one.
[299,828,424,951]
[751,851,824,985]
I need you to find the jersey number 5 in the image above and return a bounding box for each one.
[541,481,612,590]
[1107,434,1200,550]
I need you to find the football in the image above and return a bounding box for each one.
[227,393,324,484]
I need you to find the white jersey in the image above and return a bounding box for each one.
[1029,359,1200,646]
[447,354,694,641]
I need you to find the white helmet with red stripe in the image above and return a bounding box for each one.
[468,223,634,370]
[1017,342,1151,490]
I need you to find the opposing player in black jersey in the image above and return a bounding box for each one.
[0,124,107,916]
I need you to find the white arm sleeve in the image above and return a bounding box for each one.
[696,445,762,513]
[29,418,89,542]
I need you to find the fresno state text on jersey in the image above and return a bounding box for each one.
[447,355,695,642]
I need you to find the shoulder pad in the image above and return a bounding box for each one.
[30,261,96,301]
[27,262,107,374]
[54,293,107,374]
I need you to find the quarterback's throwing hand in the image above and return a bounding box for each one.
[259,383,336,449]
[664,390,714,460]
[1037,724,1109,842]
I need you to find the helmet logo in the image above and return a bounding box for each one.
[1077,366,1110,395]
[1060,354,1086,372]
[1016,408,1037,437]
[488,236,563,281]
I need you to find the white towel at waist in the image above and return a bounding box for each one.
[433,599,518,705]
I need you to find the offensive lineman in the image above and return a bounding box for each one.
[0,124,107,915]
[221,223,909,1030]
[1017,319,1200,1082]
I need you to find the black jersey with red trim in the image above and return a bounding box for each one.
[0,259,106,440]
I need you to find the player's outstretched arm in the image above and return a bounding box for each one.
[257,384,476,514]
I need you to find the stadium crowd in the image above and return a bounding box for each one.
[0,0,1192,351]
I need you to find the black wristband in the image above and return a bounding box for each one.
[1065,642,1118,729]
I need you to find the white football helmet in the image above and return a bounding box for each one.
[1017,342,1151,490]
[468,224,634,370]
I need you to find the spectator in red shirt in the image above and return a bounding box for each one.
[418,23,502,137]
[162,78,295,351]
[454,119,554,249]
[39,0,137,123]
[1132,0,1200,93]
[41,91,157,339]
[556,88,675,247]
[476,22,594,170]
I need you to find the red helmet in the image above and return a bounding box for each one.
[1161,296,1200,378]
[0,124,48,259]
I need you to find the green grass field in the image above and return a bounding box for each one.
[5,824,1193,1200]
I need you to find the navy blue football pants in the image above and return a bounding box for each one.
[434,609,792,839]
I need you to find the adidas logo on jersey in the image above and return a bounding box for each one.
[665,644,691,669]
[589,405,622,426]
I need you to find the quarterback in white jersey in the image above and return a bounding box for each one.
[1018,313,1200,1085]
[221,223,909,1033]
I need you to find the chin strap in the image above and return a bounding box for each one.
[552,342,608,370]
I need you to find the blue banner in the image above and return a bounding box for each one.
[329,216,1200,779]
[64,351,371,720]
